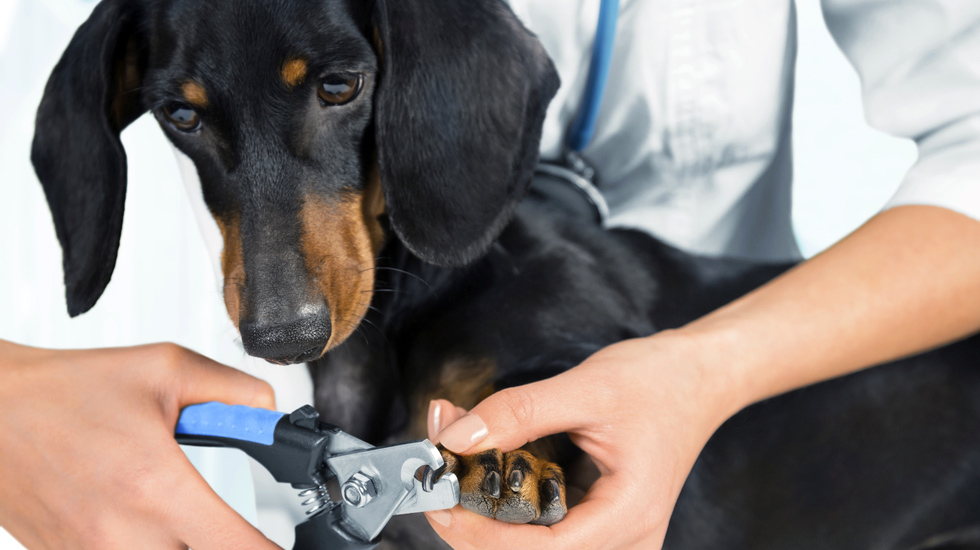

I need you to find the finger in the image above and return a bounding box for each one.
[168,347,276,410]
[426,475,651,550]
[437,369,599,454]
[428,399,466,442]
[162,448,281,550]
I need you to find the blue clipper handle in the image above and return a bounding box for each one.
[176,402,333,487]
[176,402,284,446]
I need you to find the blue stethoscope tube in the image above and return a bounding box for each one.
[565,0,620,152]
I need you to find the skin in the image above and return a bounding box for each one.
[0,341,282,550]
[424,205,980,549]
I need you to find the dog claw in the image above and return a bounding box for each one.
[421,466,435,492]
[544,479,561,504]
[421,463,447,492]
[484,471,502,499]
[508,469,524,492]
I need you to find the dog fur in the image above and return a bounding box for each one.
[32,0,980,548]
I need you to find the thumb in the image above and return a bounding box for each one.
[170,347,277,411]
[437,370,592,454]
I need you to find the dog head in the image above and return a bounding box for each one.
[32,0,558,363]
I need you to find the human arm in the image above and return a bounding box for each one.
[424,204,980,549]
[0,340,283,549]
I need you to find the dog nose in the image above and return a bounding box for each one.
[239,304,331,364]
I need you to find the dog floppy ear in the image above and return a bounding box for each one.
[31,0,146,317]
[372,0,559,267]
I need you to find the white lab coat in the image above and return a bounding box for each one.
[509,0,980,261]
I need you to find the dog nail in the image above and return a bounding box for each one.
[423,463,448,493]
[421,466,435,492]
[545,479,561,504]
[484,471,501,499]
[438,413,488,452]
[508,469,524,492]
[428,400,442,441]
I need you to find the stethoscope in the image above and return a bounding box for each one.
[532,0,619,224]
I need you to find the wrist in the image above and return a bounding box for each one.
[647,323,758,428]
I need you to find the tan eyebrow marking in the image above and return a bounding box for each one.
[282,58,309,88]
[372,25,384,65]
[181,81,209,108]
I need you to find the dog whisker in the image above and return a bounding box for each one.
[357,303,389,322]
[329,315,379,348]
[362,266,435,291]
[353,326,369,348]
[352,257,381,270]
[364,288,410,295]
[358,316,389,345]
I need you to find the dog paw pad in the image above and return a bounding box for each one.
[439,447,567,525]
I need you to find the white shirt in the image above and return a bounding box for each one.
[509,0,980,261]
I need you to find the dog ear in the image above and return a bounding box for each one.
[31,0,146,317]
[372,0,559,267]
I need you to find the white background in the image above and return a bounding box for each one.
[0,0,915,548]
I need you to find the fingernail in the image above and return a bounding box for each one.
[426,509,453,528]
[427,400,442,441]
[438,413,488,452]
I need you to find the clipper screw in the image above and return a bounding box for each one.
[342,472,377,508]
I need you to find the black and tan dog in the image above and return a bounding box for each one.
[31,0,980,548]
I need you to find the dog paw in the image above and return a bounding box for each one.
[439,448,567,525]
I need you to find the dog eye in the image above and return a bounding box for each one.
[163,103,202,132]
[318,74,363,106]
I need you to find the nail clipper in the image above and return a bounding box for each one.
[175,402,459,550]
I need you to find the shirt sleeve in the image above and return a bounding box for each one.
[821,0,980,221]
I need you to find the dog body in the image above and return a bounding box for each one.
[327,196,980,549]
[31,0,980,547]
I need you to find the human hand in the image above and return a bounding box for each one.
[423,333,740,550]
[0,340,282,549]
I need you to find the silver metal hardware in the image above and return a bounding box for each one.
[534,159,610,223]
[327,440,460,541]
[342,472,377,508]
[297,484,331,516]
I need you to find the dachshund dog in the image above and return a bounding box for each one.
[32,0,980,548]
